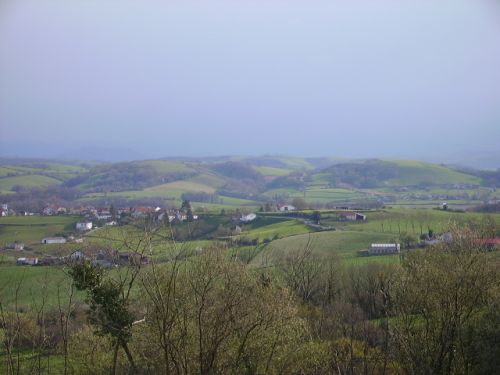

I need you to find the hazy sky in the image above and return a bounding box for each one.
[1,0,499,162]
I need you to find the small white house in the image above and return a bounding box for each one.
[279,205,296,212]
[76,221,93,231]
[41,237,67,244]
[240,213,257,222]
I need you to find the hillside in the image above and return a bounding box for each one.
[314,159,481,188]
[63,160,198,192]
[0,160,87,194]
[0,156,495,210]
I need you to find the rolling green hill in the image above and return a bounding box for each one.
[313,159,481,189]
[0,175,63,194]
[0,161,88,194]
[0,157,492,209]
[384,160,481,186]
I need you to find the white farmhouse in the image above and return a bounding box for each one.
[76,221,93,231]
[279,205,296,212]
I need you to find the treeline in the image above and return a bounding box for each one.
[1,225,499,374]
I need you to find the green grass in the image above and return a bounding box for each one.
[134,160,195,174]
[328,208,500,236]
[252,208,500,266]
[0,175,62,193]
[242,218,312,240]
[0,167,14,177]
[253,166,291,177]
[252,230,399,266]
[0,216,79,246]
[82,188,261,209]
[0,349,67,375]
[262,188,297,198]
[270,156,315,169]
[187,173,227,188]
[0,266,79,309]
[384,160,481,186]
[145,180,216,195]
[263,186,370,204]
[299,188,368,203]
[0,163,87,189]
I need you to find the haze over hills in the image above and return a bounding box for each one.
[0,145,499,170]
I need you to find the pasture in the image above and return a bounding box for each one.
[0,162,87,193]
[384,160,481,186]
[253,166,291,177]
[0,216,79,247]
[0,266,77,309]
[323,208,500,236]
[0,175,62,194]
[252,230,399,267]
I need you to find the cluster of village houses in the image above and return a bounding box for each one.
[16,248,149,268]
[0,203,200,220]
[4,202,498,265]
[2,203,203,266]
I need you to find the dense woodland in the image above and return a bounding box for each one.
[1,221,499,375]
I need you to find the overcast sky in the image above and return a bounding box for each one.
[1,0,499,164]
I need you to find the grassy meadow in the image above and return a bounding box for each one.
[0,216,79,247]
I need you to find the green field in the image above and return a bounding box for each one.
[133,160,195,174]
[187,173,227,188]
[242,217,312,240]
[0,175,62,194]
[145,180,216,195]
[300,188,369,203]
[0,162,87,193]
[253,166,291,177]
[384,160,482,186]
[266,156,315,169]
[0,207,497,310]
[0,266,78,308]
[324,208,500,236]
[0,216,79,246]
[253,230,399,266]
[2,157,494,214]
